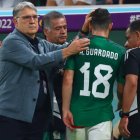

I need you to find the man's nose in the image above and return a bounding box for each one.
[61,28,66,33]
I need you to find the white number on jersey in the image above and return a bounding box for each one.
[80,63,113,98]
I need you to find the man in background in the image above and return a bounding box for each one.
[119,20,140,140]
[42,11,67,140]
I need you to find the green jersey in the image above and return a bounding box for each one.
[64,35,126,127]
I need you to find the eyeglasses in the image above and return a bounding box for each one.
[16,15,39,21]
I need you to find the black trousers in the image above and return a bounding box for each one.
[0,111,47,140]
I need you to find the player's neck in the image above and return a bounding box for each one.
[91,30,109,38]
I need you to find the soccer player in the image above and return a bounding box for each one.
[62,8,126,140]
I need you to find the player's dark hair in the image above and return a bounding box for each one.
[129,20,140,33]
[90,8,112,30]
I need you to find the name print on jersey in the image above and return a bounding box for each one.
[79,48,118,60]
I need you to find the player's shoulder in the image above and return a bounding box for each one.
[109,39,126,53]
[126,47,140,57]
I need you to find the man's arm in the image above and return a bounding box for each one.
[1,37,89,70]
[122,74,137,113]
[43,37,89,59]
[119,74,138,138]
[62,70,75,130]
[116,83,124,111]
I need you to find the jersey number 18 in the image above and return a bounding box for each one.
[80,62,113,99]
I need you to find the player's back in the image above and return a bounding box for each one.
[69,35,125,126]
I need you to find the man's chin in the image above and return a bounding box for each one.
[29,28,38,33]
[28,31,38,35]
[59,39,67,44]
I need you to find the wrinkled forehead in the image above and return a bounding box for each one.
[51,17,67,24]
[50,18,67,28]
[16,7,37,17]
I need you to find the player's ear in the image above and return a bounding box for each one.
[109,22,113,31]
[13,17,18,25]
[135,31,140,39]
[43,28,49,37]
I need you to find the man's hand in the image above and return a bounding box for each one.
[62,38,89,59]
[63,110,75,130]
[119,117,131,138]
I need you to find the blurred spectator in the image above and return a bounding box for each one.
[64,0,93,5]
[0,0,25,8]
[119,0,140,4]
[96,0,113,4]
[46,0,77,6]
[65,0,113,5]
[64,0,77,5]
[29,0,47,6]
[47,0,113,6]
[0,0,47,7]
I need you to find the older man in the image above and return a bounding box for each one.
[0,2,89,140]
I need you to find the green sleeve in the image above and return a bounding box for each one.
[64,56,75,70]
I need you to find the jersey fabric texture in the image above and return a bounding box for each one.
[124,48,140,137]
[64,35,126,127]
